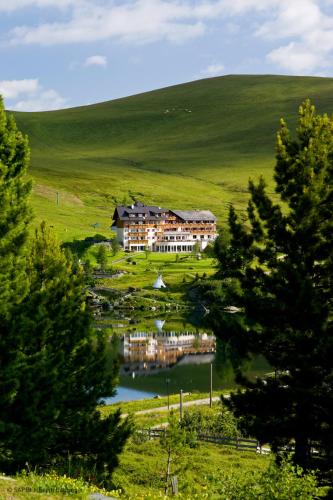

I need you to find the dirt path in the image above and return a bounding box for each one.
[111,252,144,264]
[121,396,222,418]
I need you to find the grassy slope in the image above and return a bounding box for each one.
[13,74,333,241]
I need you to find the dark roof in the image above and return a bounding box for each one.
[170,210,217,221]
[113,202,168,222]
[112,203,217,223]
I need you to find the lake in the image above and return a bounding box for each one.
[103,387,156,404]
[102,312,270,403]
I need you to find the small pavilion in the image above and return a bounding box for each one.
[153,274,166,289]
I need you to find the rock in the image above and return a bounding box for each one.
[89,494,117,500]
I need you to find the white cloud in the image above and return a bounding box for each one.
[260,0,333,73]
[0,78,39,98]
[84,55,107,67]
[0,0,278,47]
[256,0,323,40]
[267,42,326,73]
[6,1,208,46]
[2,0,333,76]
[225,22,240,35]
[0,78,68,111]
[13,89,67,111]
[200,63,225,77]
[0,0,78,11]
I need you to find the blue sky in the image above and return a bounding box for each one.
[0,0,332,111]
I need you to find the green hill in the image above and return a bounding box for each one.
[13,74,333,241]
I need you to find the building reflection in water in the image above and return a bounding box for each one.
[120,322,216,375]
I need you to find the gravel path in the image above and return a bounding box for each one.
[121,396,222,417]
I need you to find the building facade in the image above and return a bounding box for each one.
[121,331,216,374]
[112,201,217,252]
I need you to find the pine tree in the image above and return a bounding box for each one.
[0,99,131,481]
[0,97,32,455]
[3,223,132,481]
[96,243,108,271]
[210,101,333,470]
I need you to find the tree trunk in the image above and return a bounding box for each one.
[294,435,311,468]
[165,449,172,495]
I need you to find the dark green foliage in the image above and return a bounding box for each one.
[215,458,320,500]
[0,98,32,455]
[180,405,239,439]
[0,101,131,484]
[209,101,333,472]
[2,223,132,481]
[62,234,109,259]
[96,243,108,271]
[111,237,120,256]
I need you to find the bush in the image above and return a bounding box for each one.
[214,458,320,500]
[180,405,239,439]
[17,470,118,497]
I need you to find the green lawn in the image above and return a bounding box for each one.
[87,249,217,316]
[96,251,217,290]
[12,75,333,242]
[112,438,269,499]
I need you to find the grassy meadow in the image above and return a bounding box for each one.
[93,250,216,290]
[0,443,270,499]
[12,75,333,241]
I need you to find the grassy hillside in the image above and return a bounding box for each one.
[13,74,333,241]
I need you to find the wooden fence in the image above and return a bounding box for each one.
[139,428,261,453]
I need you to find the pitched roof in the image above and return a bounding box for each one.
[170,209,217,221]
[113,202,168,222]
[112,203,217,223]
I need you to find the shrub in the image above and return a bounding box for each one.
[216,458,320,500]
[180,405,239,439]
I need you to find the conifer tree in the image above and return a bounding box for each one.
[0,99,131,481]
[0,97,32,454]
[210,101,333,470]
[3,224,131,480]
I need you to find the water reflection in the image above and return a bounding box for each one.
[121,329,216,375]
[103,312,270,397]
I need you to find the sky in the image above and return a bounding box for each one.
[0,0,333,111]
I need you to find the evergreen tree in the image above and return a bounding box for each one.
[96,244,108,271]
[209,101,333,470]
[111,237,120,256]
[0,99,131,481]
[0,97,32,456]
[3,224,131,481]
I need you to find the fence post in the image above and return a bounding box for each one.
[180,389,183,421]
[171,476,178,495]
[210,363,213,408]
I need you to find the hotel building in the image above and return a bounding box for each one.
[111,201,217,252]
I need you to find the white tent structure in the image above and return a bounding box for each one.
[154,319,165,332]
[153,274,166,289]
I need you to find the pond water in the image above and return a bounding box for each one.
[102,387,156,404]
[102,312,270,403]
